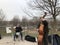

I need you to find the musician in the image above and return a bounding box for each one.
[40,17,49,45]
[37,12,49,45]
[14,24,23,41]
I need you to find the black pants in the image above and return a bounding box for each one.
[43,33,48,45]
[20,32,23,40]
[14,32,23,41]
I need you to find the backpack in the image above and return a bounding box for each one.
[25,35,36,42]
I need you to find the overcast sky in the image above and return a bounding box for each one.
[0,0,60,21]
[0,0,31,21]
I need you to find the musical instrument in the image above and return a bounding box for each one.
[38,12,47,45]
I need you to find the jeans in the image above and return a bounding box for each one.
[14,32,23,41]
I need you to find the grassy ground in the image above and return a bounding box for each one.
[49,30,60,36]
[0,27,60,37]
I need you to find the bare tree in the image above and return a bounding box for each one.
[0,9,5,21]
[28,0,60,30]
[11,15,20,26]
[28,0,60,21]
[22,8,35,17]
[21,17,28,26]
[0,9,5,26]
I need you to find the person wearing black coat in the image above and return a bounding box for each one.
[37,17,49,45]
[42,20,49,45]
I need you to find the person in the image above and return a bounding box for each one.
[37,16,49,45]
[42,17,49,45]
[14,24,23,41]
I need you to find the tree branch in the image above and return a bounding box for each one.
[56,10,60,16]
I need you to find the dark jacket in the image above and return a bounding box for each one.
[42,20,49,33]
[15,26,22,32]
[37,20,49,33]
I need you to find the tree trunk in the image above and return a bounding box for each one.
[52,15,57,33]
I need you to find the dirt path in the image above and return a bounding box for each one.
[0,37,37,45]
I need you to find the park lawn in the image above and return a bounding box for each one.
[0,28,60,37]
[49,30,60,36]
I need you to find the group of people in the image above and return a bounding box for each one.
[13,12,49,45]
